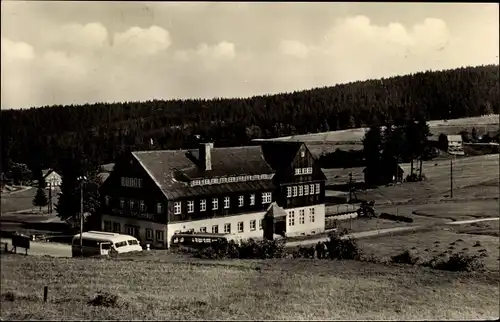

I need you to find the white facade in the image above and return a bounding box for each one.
[101,214,167,248]
[285,204,326,237]
[102,204,327,248]
[447,135,465,156]
[166,210,268,248]
[44,171,62,188]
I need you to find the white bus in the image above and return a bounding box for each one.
[71,231,143,257]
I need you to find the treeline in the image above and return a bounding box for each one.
[1,65,498,173]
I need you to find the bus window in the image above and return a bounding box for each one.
[101,243,112,250]
[115,241,127,248]
[128,240,139,246]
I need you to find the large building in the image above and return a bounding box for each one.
[99,141,327,248]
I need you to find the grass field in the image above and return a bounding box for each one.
[359,228,500,272]
[263,115,499,146]
[1,187,59,214]
[1,254,499,320]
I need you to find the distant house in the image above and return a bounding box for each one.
[446,135,465,156]
[42,169,62,188]
[363,163,404,186]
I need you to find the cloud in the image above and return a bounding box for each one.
[1,38,35,61]
[113,25,171,57]
[279,40,309,59]
[47,22,109,53]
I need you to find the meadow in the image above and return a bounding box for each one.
[1,253,499,321]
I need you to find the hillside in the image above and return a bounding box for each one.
[1,65,499,172]
[1,254,499,320]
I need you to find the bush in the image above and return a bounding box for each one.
[196,238,286,260]
[87,292,125,308]
[379,213,414,223]
[426,253,485,272]
[325,229,363,260]
[391,250,420,265]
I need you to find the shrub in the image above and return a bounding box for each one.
[87,292,124,308]
[379,213,414,223]
[196,238,287,260]
[391,250,420,265]
[325,230,363,260]
[427,253,485,272]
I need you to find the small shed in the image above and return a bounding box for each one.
[42,169,62,188]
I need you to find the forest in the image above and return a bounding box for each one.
[1,64,499,175]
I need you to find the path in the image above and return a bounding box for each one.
[2,217,498,258]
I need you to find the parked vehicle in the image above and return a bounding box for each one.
[71,231,142,257]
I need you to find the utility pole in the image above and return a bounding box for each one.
[450,157,453,198]
[47,182,52,214]
[78,176,87,256]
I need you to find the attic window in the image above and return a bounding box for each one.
[301,151,305,158]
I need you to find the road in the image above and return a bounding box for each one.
[1,238,72,257]
[2,217,497,258]
[287,217,500,247]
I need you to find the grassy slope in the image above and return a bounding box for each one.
[359,229,500,271]
[1,254,499,320]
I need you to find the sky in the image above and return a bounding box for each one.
[1,2,498,110]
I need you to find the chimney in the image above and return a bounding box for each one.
[199,143,212,171]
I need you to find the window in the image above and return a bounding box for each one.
[315,183,320,194]
[139,200,146,212]
[250,220,256,231]
[187,200,194,213]
[220,177,227,183]
[192,180,201,186]
[288,211,295,226]
[293,186,298,197]
[301,151,305,158]
[250,194,255,206]
[228,177,235,182]
[224,223,231,234]
[224,196,230,209]
[304,184,309,195]
[129,199,135,210]
[259,219,263,230]
[156,203,163,214]
[113,222,120,233]
[120,198,125,209]
[126,226,135,236]
[201,179,209,185]
[200,227,207,233]
[105,196,110,206]
[238,222,244,233]
[299,209,305,224]
[146,229,153,241]
[174,201,182,215]
[212,225,219,233]
[309,208,315,222]
[299,185,303,196]
[262,192,272,204]
[306,167,313,174]
[238,176,244,181]
[121,177,142,188]
[238,195,244,207]
[295,168,301,175]
[310,184,315,195]
[212,198,218,210]
[200,199,206,212]
[211,178,218,184]
[287,187,292,197]
[156,230,164,242]
[104,221,112,232]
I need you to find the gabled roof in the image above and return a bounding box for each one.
[447,135,463,141]
[132,146,275,200]
[42,169,59,178]
[260,141,303,169]
[265,202,288,219]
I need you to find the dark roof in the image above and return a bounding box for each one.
[132,146,275,200]
[42,169,57,177]
[101,163,115,172]
[260,141,303,169]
